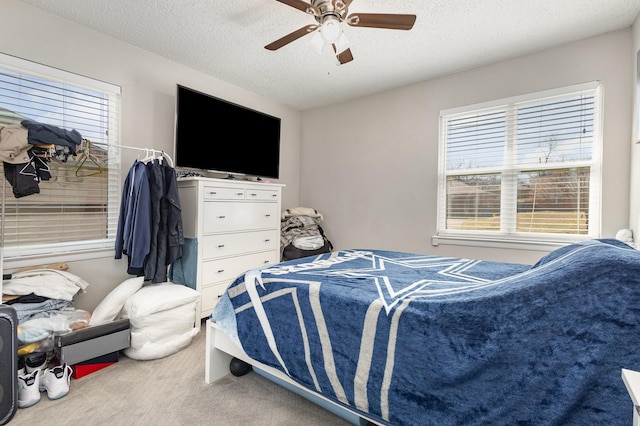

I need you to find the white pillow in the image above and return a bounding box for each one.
[89,276,145,326]
[128,306,198,349]
[123,283,200,319]
[127,302,197,331]
[124,327,199,360]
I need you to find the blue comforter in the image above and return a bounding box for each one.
[211,239,640,425]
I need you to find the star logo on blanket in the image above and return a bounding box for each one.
[261,250,503,313]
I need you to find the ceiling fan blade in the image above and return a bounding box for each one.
[276,0,320,17]
[346,13,416,30]
[334,46,354,65]
[265,24,319,51]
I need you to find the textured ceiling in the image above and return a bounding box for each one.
[17,0,640,111]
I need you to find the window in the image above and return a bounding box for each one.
[0,53,121,262]
[437,82,602,246]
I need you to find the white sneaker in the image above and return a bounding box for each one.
[39,364,73,400]
[25,352,47,373]
[17,369,41,408]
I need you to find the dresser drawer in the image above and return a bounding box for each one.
[201,282,229,314]
[203,202,280,233]
[246,189,280,201]
[201,250,279,285]
[202,230,279,259]
[203,186,245,201]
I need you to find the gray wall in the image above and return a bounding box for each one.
[1,0,638,310]
[0,0,301,311]
[301,29,634,265]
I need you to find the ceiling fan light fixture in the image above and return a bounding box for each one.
[307,31,325,55]
[334,32,350,54]
[320,15,342,43]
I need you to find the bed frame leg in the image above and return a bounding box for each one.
[622,369,640,426]
[205,319,233,384]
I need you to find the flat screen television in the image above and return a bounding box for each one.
[174,84,281,179]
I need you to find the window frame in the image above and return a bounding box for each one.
[435,81,603,249]
[0,53,122,268]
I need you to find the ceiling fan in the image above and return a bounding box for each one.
[265,0,416,65]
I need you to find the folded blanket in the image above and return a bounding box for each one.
[3,269,89,301]
[292,235,325,250]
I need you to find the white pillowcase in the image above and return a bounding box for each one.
[128,303,199,348]
[124,327,199,360]
[89,276,145,326]
[123,283,200,319]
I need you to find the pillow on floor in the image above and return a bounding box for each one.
[127,302,197,331]
[124,327,199,360]
[89,276,144,326]
[123,283,200,318]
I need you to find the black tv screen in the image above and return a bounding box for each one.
[174,85,281,179]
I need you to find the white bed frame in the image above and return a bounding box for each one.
[204,319,381,426]
[622,369,640,426]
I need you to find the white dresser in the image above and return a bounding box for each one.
[177,177,284,319]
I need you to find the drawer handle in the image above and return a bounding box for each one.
[237,192,243,196]
[217,269,224,273]
[217,244,225,248]
[208,191,217,195]
[217,215,226,219]
[217,294,222,298]
[265,214,271,217]
[263,260,270,264]
[272,194,277,198]
[264,239,270,242]
[250,193,257,197]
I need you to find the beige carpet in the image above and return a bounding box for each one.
[11,320,352,425]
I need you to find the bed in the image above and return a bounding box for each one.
[205,238,640,425]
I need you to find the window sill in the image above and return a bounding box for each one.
[2,246,115,272]
[431,235,576,252]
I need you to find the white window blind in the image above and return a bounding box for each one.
[0,53,121,259]
[437,82,602,244]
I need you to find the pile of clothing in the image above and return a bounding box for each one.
[3,265,89,324]
[280,207,333,261]
[0,119,82,198]
[3,264,90,411]
[3,265,89,354]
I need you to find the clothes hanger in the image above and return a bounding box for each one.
[161,151,174,167]
[18,157,38,177]
[140,148,157,163]
[75,139,105,177]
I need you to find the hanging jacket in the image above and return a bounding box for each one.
[143,159,164,282]
[163,162,184,266]
[115,161,151,270]
[145,161,184,283]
